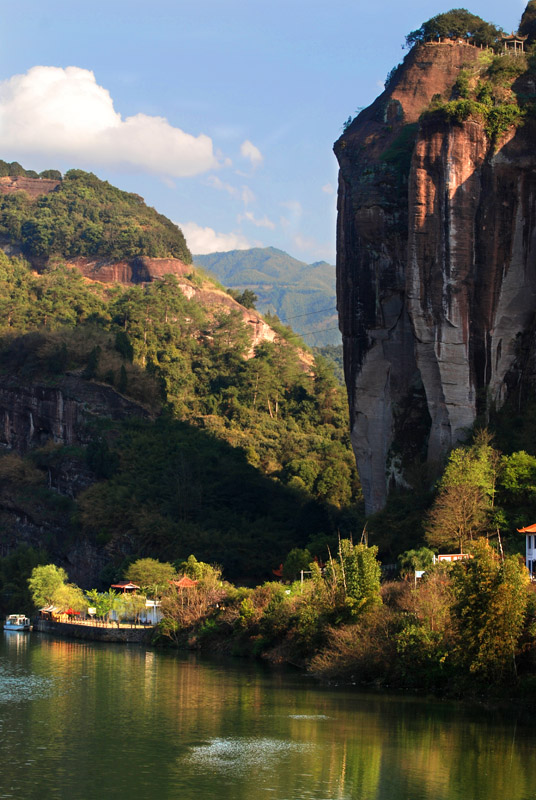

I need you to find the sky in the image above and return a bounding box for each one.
[0,0,527,263]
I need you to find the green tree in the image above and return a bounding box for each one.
[52,582,87,613]
[451,539,528,681]
[125,558,175,595]
[282,548,312,582]
[399,547,436,576]
[406,10,501,49]
[334,539,382,616]
[28,564,68,607]
[426,433,499,552]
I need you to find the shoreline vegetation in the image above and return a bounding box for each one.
[27,543,536,701]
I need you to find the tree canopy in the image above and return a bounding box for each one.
[125,558,176,595]
[0,168,191,264]
[406,9,501,49]
[28,564,68,608]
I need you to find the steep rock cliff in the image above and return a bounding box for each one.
[0,374,150,453]
[335,42,536,513]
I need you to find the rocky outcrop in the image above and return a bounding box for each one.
[66,256,307,363]
[0,175,60,198]
[0,374,150,453]
[335,42,536,513]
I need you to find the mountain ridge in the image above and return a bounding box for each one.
[194,246,340,346]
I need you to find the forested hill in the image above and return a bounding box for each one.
[0,163,191,264]
[0,164,360,602]
[194,247,340,346]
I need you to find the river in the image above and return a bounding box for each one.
[1,631,535,799]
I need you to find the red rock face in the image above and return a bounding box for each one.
[66,255,311,367]
[0,176,60,198]
[65,255,192,284]
[335,42,536,513]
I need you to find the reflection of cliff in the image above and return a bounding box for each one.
[335,42,536,513]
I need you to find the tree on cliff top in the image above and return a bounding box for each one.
[519,1,536,44]
[406,9,501,49]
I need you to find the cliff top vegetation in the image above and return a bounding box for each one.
[0,167,191,264]
[406,9,502,49]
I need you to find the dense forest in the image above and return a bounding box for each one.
[0,234,359,602]
[0,166,191,262]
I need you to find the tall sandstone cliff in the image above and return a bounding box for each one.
[335,42,536,513]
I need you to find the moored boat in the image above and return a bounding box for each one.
[4,614,31,631]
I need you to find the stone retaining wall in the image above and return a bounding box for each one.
[34,619,154,643]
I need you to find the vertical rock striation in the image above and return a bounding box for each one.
[335,42,536,513]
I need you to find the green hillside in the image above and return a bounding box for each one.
[194,247,340,347]
[0,167,191,263]
[0,243,359,594]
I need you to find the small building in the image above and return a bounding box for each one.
[434,553,472,563]
[501,33,528,54]
[517,523,536,578]
[142,600,163,625]
[110,581,140,593]
[169,576,198,589]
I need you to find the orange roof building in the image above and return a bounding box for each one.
[110,581,140,593]
[518,524,536,578]
[169,576,198,589]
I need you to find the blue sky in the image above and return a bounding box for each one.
[0,0,527,262]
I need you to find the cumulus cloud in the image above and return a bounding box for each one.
[180,222,251,254]
[0,66,219,177]
[239,211,275,230]
[240,139,263,167]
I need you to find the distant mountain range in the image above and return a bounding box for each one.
[193,247,341,347]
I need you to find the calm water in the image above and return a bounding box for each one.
[1,633,536,800]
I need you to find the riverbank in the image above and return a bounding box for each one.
[34,618,155,643]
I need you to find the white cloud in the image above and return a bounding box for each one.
[181,221,251,254]
[241,186,255,206]
[239,211,275,230]
[206,175,239,197]
[322,183,335,195]
[206,176,255,209]
[0,66,219,177]
[240,139,263,167]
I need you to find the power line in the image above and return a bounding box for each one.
[299,326,341,337]
[278,306,337,322]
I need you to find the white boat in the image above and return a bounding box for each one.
[4,614,31,631]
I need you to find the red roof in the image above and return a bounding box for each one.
[110,581,140,590]
[518,524,536,533]
[170,576,198,588]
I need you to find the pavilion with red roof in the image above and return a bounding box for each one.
[169,576,198,589]
[110,581,140,593]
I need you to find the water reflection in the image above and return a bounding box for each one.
[0,634,535,799]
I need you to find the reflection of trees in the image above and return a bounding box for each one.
[1,637,536,799]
